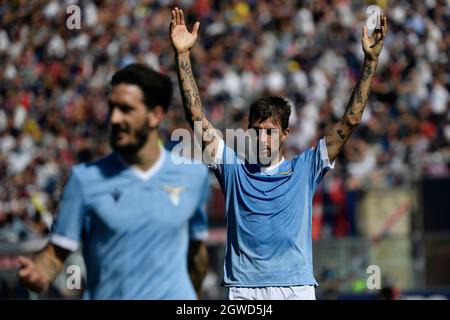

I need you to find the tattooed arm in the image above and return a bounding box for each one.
[325,15,388,162]
[170,7,220,159]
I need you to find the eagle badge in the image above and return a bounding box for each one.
[163,185,186,206]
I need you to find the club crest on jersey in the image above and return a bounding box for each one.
[163,185,186,206]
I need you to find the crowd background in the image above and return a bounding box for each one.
[0,0,449,299]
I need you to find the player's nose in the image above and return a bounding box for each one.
[110,107,125,125]
[259,134,270,145]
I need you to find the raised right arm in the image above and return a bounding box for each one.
[171,7,220,159]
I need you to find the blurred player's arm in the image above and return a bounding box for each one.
[325,15,387,162]
[171,7,220,161]
[188,240,209,298]
[17,243,70,292]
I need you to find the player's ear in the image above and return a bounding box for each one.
[147,105,165,128]
[281,128,289,142]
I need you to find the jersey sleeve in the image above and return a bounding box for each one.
[300,137,335,188]
[206,138,225,175]
[49,168,87,252]
[207,138,242,188]
[189,166,210,241]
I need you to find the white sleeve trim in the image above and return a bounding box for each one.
[319,138,335,170]
[49,234,80,252]
[207,138,224,169]
[190,230,209,241]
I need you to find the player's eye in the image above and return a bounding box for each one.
[119,105,133,113]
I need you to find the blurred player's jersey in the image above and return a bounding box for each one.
[50,147,209,299]
[211,138,334,287]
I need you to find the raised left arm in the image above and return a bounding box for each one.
[326,15,387,162]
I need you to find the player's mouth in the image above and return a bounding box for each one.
[111,130,130,143]
[115,131,127,137]
[259,146,271,156]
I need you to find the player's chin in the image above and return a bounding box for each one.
[110,137,134,152]
[111,138,126,148]
[258,150,272,165]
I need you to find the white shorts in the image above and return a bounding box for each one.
[228,286,316,300]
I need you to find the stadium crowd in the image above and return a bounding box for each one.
[0,0,448,245]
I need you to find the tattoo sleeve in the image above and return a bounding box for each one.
[325,58,378,161]
[175,52,218,151]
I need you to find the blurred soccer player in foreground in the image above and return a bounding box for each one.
[171,7,387,300]
[17,64,209,299]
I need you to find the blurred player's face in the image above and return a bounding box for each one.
[108,84,161,154]
[249,118,289,166]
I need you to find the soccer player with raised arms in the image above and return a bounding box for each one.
[170,7,387,300]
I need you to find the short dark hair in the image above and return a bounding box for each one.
[110,63,172,111]
[248,96,291,130]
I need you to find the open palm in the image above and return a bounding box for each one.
[171,7,200,54]
[362,15,387,61]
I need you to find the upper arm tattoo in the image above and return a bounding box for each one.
[325,59,377,160]
[175,53,218,150]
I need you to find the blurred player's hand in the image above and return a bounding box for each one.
[170,7,199,54]
[363,15,387,61]
[17,256,50,292]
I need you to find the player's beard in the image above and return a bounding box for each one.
[257,144,281,167]
[110,121,151,156]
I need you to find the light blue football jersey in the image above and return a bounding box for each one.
[50,148,209,299]
[211,138,334,287]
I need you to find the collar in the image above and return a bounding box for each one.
[116,146,166,181]
[260,157,286,174]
